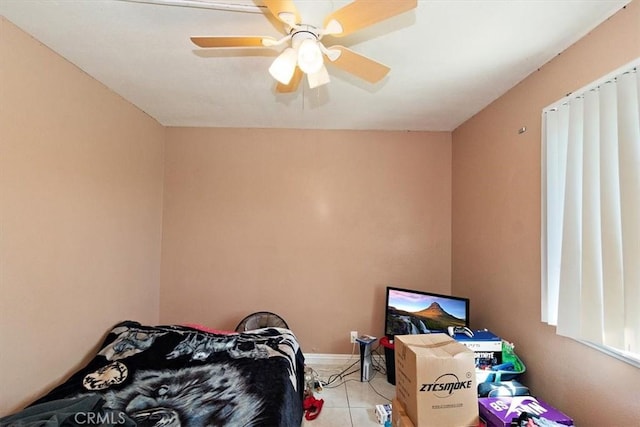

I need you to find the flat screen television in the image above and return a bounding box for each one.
[384,286,469,339]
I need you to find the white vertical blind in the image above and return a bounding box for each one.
[580,89,603,344]
[542,60,640,357]
[618,70,640,353]
[598,80,625,349]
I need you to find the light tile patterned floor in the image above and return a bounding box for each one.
[302,361,396,427]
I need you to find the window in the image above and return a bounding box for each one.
[541,59,640,367]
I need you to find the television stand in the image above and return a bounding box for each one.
[356,335,376,382]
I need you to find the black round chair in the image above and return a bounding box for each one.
[235,311,289,332]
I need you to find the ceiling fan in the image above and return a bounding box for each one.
[190,0,417,92]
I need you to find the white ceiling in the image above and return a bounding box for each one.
[0,0,631,131]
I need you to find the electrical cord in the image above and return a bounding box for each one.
[371,344,387,375]
[367,373,393,402]
[323,366,394,401]
[321,361,360,388]
[307,340,393,401]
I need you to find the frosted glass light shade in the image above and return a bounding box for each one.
[269,47,297,84]
[307,64,330,89]
[297,39,323,74]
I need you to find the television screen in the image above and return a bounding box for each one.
[384,286,469,339]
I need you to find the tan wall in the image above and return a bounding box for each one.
[161,127,452,353]
[0,18,165,415]
[452,2,640,426]
[3,0,639,422]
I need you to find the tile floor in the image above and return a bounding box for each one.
[302,359,396,427]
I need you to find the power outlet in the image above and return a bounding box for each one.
[350,331,358,344]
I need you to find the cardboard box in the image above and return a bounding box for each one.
[395,334,479,427]
[453,330,502,352]
[478,396,574,426]
[473,351,502,370]
[392,398,416,427]
[453,330,503,369]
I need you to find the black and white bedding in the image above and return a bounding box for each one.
[18,321,305,427]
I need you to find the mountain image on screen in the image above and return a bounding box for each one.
[387,302,465,335]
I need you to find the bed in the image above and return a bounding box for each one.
[3,321,305,426]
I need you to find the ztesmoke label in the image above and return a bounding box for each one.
[420,373,473,398]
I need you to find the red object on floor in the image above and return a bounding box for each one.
[303,396,324,421]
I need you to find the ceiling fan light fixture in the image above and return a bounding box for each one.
[269,47,297,84]
[190,0,418,92]
[277,11,298,27]
[307,64,330,89]
[322,19,343,36]
[318,43,341,62]
[297,39,324,75]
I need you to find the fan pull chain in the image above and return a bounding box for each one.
[302,80,305,112]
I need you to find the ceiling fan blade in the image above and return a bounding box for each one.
[262,0,301,27]
[190,36,276,48]
[276,67,303,93]
[326,45,390,83]
[323,0,417,37]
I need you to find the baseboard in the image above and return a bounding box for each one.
[304,353,385,366]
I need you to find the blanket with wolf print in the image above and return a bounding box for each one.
[29,321,305,427]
